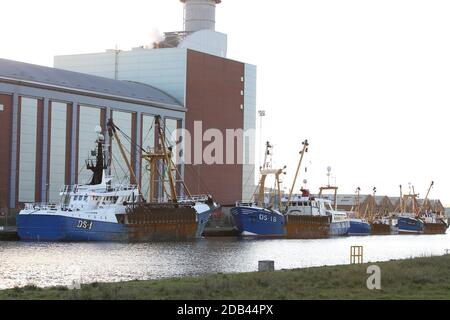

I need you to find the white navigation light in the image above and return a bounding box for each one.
[95,125,102,134]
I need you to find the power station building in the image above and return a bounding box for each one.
[54,0,257,205]
[0,0,257,210]
[0,58,185,210]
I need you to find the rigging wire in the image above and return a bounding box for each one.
[142,120,155,150]
[77,155,89,184]
[112,122,148,155]
[111,151,129,186]
[110,117,214,199]
[161,119,214,196]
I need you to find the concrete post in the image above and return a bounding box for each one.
[258,260,275,272]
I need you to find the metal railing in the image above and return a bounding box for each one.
[24,203,59,211]
[177,195,212,203]
[235,201,256,207]
[60,184,138,194]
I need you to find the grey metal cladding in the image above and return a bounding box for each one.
[0,58,182,108]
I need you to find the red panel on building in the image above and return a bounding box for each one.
[185,50,245,206]
[0,94,12,209]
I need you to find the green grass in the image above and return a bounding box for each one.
[2,255,450,300]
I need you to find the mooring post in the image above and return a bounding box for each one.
[258,260,275,272]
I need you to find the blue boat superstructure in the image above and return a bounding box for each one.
[231,204,285,237]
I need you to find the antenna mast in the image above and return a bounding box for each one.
[419,181,434,214]
[257,142,285,209]
[285,140,309,210]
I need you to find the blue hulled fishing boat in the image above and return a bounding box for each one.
[232,142,286,237]
[17,117,218,242]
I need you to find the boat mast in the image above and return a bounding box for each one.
[412,186,418,215]
[285,140,309,210]
[402,184,419,216]
[140,116,192,203]
[154,116,178,202]
[370,187,377,220]
[86,128,105,185]
[418,181,434,215]
[257,142,284,209]
[257,142,272,207]
[399,185,403,213]
[355,187,361,218]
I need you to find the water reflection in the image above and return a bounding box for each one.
[0,233,449,289]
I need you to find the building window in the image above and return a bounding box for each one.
[18,97,38,203]
[0,104,4,111]
[49,101,68,202]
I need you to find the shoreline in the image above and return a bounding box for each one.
[1,255,450,300]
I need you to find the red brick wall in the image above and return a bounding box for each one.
[0,94,12,208]
[35,99,44,202]
[185,50,245,205]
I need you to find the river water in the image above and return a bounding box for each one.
[1,233,449,289]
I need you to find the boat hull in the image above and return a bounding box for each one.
[285,215,330,239]
[398,217,424,234]
[370,223,391,235]
[423,221,448,235]
[330,221,350,237]
[17,214,126,242]
[17,206,214,242]
[348,220,371,236]
[119,205,213,241]
[231,206,285,237]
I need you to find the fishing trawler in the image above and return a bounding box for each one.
[347,188,371,236]
[421,212,448,234]
[17,116,218,242]
[397,182,448,235]
[395,184,424,234]
[284,190,350,238]
[231,142,286,237]
[283,141,350,239]
[283,190,330,238]
[419,182,448,234]
[370,216,398,235]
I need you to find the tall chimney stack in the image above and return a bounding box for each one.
[180,0,222,33]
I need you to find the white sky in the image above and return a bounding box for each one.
[1,0,450,205]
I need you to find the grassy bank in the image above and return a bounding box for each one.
[2,255,450,300]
